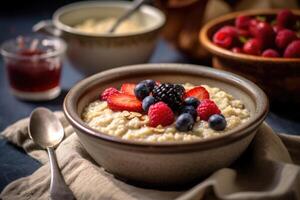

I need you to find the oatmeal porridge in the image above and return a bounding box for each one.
[82,82,250,142]
[74,18,143,34]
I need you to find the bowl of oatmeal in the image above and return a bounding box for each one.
[63,64,268,186]
[33,1,165,75]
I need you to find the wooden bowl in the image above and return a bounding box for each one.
[200,9,300,105]
[63,64,268,186]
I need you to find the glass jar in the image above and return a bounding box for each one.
[1,35,66,101]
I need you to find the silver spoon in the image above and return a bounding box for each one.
[108,0,150,33]
[29,107,75,200]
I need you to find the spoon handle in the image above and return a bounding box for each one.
[48,147,76,200]
[109,0,151,33]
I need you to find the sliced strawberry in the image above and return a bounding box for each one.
[120,83,136,96]
[185,86,210,101]
[107,93,142,112]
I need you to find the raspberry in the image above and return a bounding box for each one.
[213,26,241,49]
[100,87,120,101]
[213,31,233,49]
[197,99,221,121]
[238,29,250,37]
[235,15,251,30]
[275,29,298,49]
[284,40,300,58]
[262,49,280,58]
[148,102,175,127]
[276,9,296,28]
[249,19,259,33]
[231,47,243,53]
[250,19,259,25]
[250,21,275,48]
[219,25,249,37]
[218,26,239,37]
[272,25,284,33]
[243,39,262,55]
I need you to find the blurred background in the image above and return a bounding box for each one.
[1,0,299,57]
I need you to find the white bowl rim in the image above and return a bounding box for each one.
[52,1,166,38]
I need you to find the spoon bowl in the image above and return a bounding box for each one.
[29,108,64,148]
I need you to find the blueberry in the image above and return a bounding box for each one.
[176,113,195,132]
[141,80,156,91]
[142,96,156,112]
[184,97,200,108]
[208,114,227,131]
[134,83,150,100]
[180,106,197,120]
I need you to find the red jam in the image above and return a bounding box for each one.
[6,49,62,92]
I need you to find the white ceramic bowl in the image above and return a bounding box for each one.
[63,64,269,186]
[33,1,165,75]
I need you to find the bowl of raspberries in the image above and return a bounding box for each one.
[200,9,300,106]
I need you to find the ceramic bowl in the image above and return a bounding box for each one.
[33,1,165,75]
[63,64,268,186]
[200,9,300,106]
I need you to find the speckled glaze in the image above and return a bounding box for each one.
[63,64,268,186]
[33,1,165,75]
[199,9,300,105]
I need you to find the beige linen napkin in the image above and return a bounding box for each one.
[1,112,300,200]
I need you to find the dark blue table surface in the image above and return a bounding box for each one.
[1,9,300,192]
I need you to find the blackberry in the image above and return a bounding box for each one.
[152,83,185,110]
[175,84,185,94]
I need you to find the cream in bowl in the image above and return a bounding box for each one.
[63,64,268,186]
[33,1,165,75]
[82,82,250,142]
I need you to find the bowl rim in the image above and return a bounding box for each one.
[52,1,166,38]
[200,8,300,62]
[63,64,269,150]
